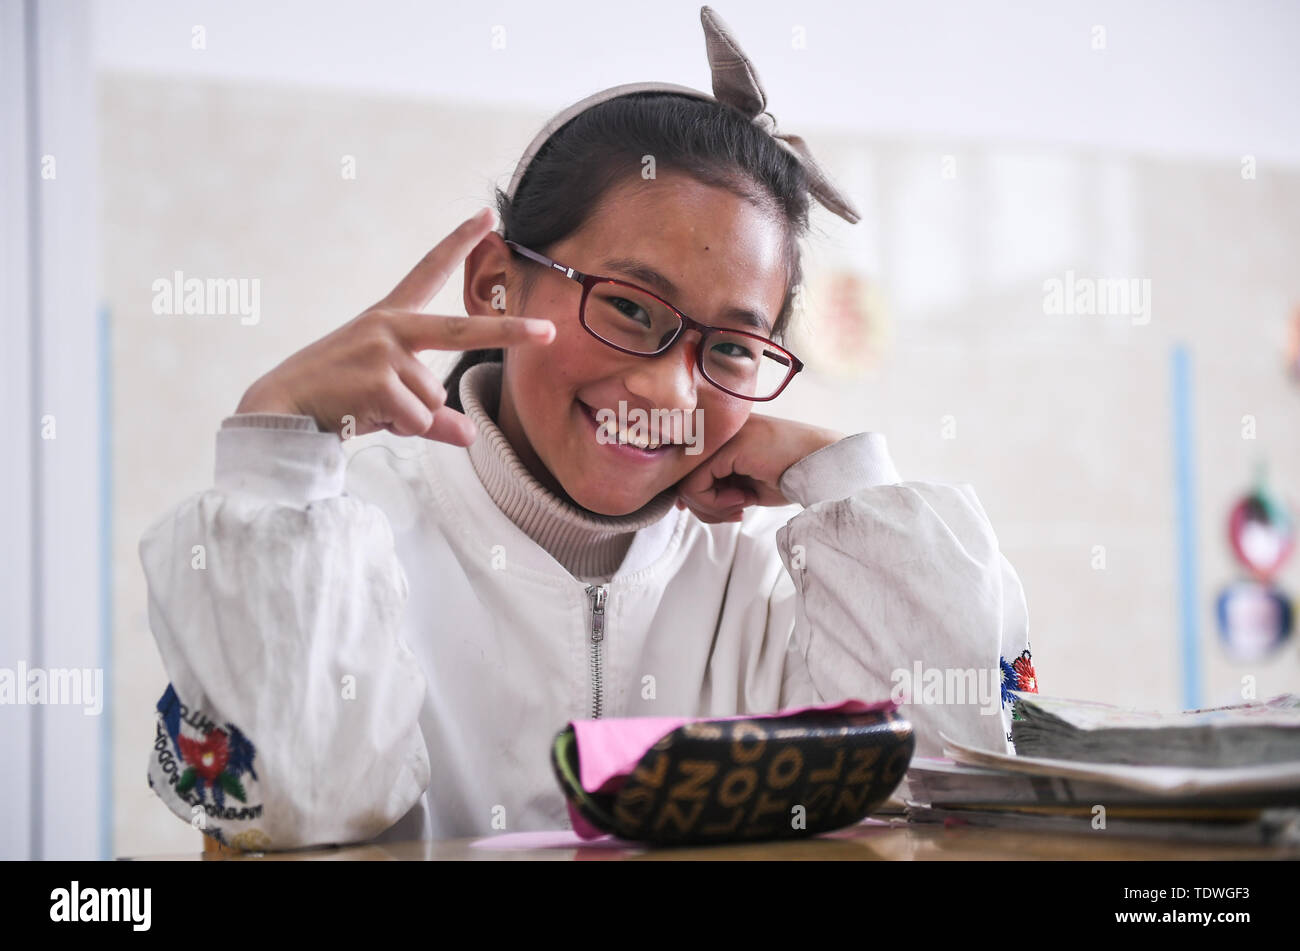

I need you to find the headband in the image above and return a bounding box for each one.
[503,5,861,225]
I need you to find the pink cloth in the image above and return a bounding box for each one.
[566,697,896,838]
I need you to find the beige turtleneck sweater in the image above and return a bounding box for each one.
[455,360,678,581]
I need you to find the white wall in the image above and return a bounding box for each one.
[99,71,1300,858]
[91,0,1300,165]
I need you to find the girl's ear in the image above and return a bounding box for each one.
[462,230,514,318]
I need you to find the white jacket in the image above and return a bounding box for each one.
[140,413,1034,851]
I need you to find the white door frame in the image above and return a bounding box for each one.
[0,0,107,861]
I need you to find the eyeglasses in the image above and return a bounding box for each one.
[504,240,803,401]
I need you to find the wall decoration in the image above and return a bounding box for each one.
[793,266,892,378]
[1215,580,1293,661]
[1215,466,1295,661]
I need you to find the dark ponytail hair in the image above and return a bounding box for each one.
[444,92,813,412]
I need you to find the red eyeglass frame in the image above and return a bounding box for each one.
[503,239,803,401]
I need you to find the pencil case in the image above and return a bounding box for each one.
[550,698,914,846]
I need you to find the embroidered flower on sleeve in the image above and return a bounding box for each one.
[177,729,245,804]
[178,729,229,782]
[999,649,1038,718]
[1012,650,1037,694]
[155,683,261,812]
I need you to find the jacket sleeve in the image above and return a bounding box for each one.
[770,432,1036,758]
[139,413,430,851]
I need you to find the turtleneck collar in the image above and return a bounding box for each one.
[457,360,678,580]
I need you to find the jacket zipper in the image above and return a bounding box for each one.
[586,584,608,719]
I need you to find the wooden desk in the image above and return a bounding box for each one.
[128,818,1300,860]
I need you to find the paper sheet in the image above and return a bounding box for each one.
[469,830,637,850]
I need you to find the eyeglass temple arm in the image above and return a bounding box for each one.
[763,349,803,372]
[503,240,587,284]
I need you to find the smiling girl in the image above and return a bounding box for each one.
[140,6,1034,851]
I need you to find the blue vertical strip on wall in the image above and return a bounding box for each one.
[98,303,114,859]
[1171,343,1202,710]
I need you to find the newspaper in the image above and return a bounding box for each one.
[904,757,1296,808]
[905,802,1300,846]
[939,730,1300,796]
[1008,692,1300,767]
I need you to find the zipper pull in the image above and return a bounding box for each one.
[588,584,607,642]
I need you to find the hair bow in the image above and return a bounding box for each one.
[700,5,861,224]
[505,6,861,225]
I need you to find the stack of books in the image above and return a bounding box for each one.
[902,693,1300,845]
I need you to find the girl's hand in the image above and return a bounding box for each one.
[235,209,555,444]
[674,413,845,523]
